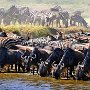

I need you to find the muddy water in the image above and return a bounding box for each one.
[0,74,90,90]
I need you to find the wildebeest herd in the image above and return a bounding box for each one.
[0,28,90,81]
[0,5,88,28]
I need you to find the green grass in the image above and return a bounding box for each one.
[0,25,58,38]
[0,24,90,38]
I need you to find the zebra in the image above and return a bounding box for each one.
[0,37,22,49]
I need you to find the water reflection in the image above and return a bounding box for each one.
[0,76,90,90]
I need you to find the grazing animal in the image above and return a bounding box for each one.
[39,48,64,77]
[22,47,49,74]
[39,61,47,77]
[54,47,84,79]
[0,47,25,72]
[76,48,90,80]
[70,15,88,28]
[21,48,32,72]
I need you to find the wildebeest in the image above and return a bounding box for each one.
[22,47,49,74]
[70,15,88,28]
[39,48,64,77]
[21,48,32,72]
[76,48,90,80]
[54,47,84,79]
[0,47,25,72]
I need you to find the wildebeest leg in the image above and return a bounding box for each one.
[34,20,36,25]
[18,19,21,24]
[11,64,13,69]
[26,61,31,72]
[18,64,25,72]
[37,66,39,74]
[52,21,53,27]
[69,66,76,80]
[77,22,79,26]
[26,67,30,72]
[56,20,58,27]
[20,64,25,72]
[66,67,69,79]
[15,64,17,72]
[3,64,10,72]
[65,21,68,28]
[38,20,41,26]
[73,21,76,26]
[32,67,35,75]
[80,23,83,26]
[59,21,61,28]
[51,65,55,77]
[49,20,51,26]
[56,20,60,27]
[18,64,20,72]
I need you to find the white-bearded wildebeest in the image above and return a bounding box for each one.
[70,15,88,28]
[39,48,64,77]
[54,47,84,79]
[22,47,50,75]
[76,48,90,81]
[0,47,25,72]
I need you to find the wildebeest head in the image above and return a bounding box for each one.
[21,49,32,70]
[59,47,76,66]
[39,48,64,77]
[77,48,90,80]
[39,61,47,77]
[54,47,76,79]
[30,47,48,63]
[76,65,85,80]
[83,48,90,71]
[46,48,64,66]
[25,47,42,71]
[30,47,39,62]
[26,47,49,73]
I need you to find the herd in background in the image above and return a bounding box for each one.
[0,5,88,28]
[0,28,90,81]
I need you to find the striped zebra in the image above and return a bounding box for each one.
[7,33,27,46]
[0,37,22,49]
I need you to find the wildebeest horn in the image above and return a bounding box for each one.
[40,58,42,61]
[52,61,56,65]
[32,54,36,59]
[45,61,48,65]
